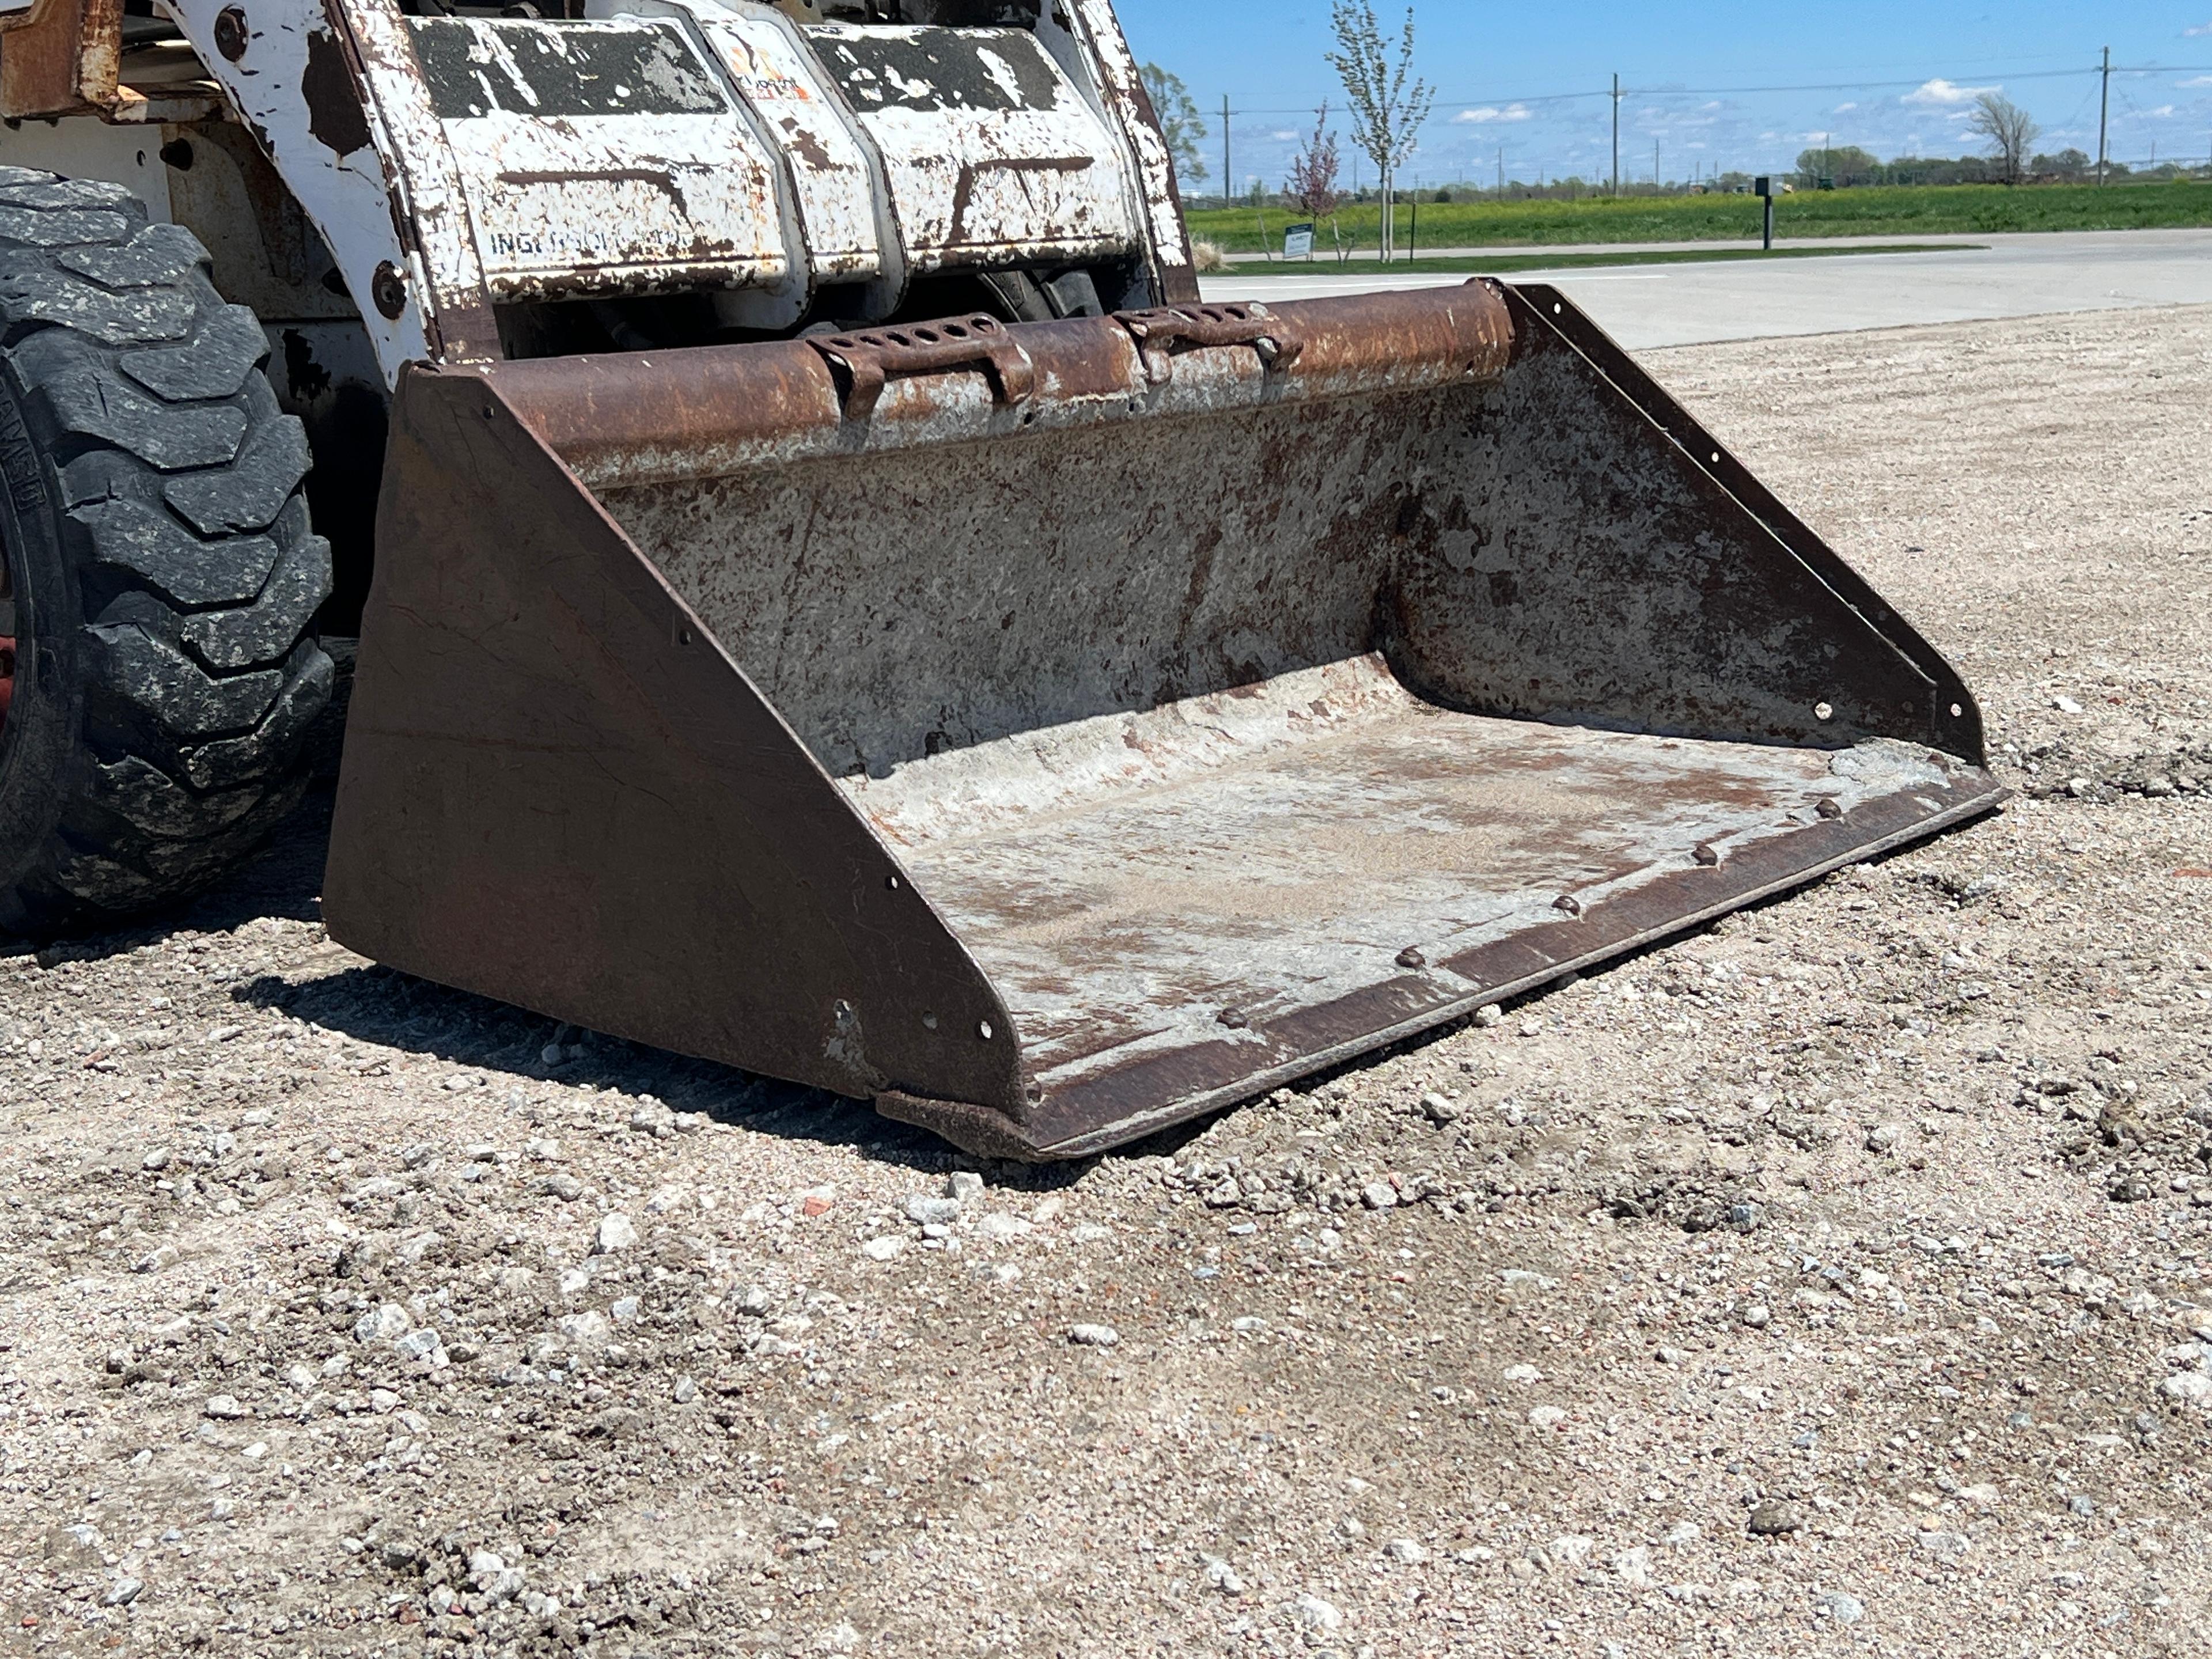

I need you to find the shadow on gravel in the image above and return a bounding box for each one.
[230,953,1009,1179]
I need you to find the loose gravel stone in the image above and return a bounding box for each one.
[1814,1590,1866,1625]
[594,1211,637,1252]
[1749,1501,1803,1536]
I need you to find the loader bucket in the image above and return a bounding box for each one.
[323,282,2001,1159]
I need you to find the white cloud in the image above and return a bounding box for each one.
[2184,75,2212,85]
[2149,103,2178,116]
[1268,130,1299,141]
[1452,103,1532,124]
[1834,101,1858,113]
[1903,78,1998,107]
[2187,20,2212,34]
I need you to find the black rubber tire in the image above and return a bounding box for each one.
[0,166,334,937]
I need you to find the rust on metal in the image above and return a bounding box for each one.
[0,0,122,119]
[489,283,1514,490]
[1116,300,1304,382]
[327,281,2000,1162]
[806,313,1036,422]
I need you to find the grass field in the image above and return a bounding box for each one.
[1207,242,1975,278]
[1185,179,2212,255]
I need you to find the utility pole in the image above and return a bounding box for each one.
[1654,139,1660,188]
[1497,145,1503,199]
[1221,96,1231,211]
[2096,47,2109,186]
[1611,73,1621,196]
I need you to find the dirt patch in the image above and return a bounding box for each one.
[1,304,2209,1657]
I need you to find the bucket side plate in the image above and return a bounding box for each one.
[322,365,1025,1115]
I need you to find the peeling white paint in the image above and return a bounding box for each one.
[107,0,1200,380]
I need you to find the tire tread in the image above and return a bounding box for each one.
[0,170,333,935]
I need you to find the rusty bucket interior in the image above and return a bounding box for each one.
[323,281,2001,1159]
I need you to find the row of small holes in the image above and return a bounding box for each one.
[830,318,993,353]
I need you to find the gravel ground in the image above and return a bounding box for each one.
[2,302,2209,1659]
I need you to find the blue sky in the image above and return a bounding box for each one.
[1112,1,2212,191]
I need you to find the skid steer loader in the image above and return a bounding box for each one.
[0,0,2001,1158]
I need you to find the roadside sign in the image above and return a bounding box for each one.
[1284,222,1315,259]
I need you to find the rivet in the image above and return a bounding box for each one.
[1813,701,1834,722]
[213,5,248,60]
[1693,843,1719,867]
[1815,797,1844,820]
[977,1020,994,1041]
[1949,702,1963,718]
[1395,946,1426,970]
[922,1012,937,1031]
[1552,894,1582,917]
[884,873,901,891]
[371,259,408,321]
[1217,1007,1249,1029]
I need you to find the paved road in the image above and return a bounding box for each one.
[1198,228,2212,349]
[1216,229,2013,264]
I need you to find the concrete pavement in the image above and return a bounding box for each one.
[1196,228,2212,348]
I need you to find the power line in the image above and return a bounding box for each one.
[1216,62,2212,119]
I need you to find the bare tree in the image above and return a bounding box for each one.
[1284,104,1343,220]
[1325,2,1435,259]
[1139,63,1208,190]
[1966,92,2039,185]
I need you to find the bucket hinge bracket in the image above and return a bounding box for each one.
[806,315,1037,422]
[1114,302,1306,384]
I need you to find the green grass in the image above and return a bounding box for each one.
[1214,242,1978,277]
[1187,179,2212,255]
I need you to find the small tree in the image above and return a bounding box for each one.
[1139,63,1208,191]
[1793,144,1879,188]
[1965,92,2039,185]
[1325,2,1435,259]
[1284,104,1343,219]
